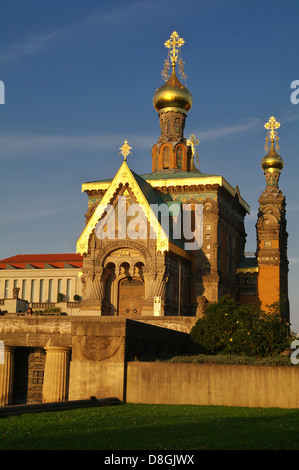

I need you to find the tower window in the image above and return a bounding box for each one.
[163,147,170,169]
[176,147,183,169]
[174,117,181,133]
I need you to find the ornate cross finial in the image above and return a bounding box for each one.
[264,116,281,152]
[164,31,185,67]
[162,31,187,81]
[119,140,132,161]
[187,134,200,166]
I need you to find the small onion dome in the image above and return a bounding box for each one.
[261,140,284,173]
[153,67,193,115]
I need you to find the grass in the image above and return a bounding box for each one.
[0,403,299,450]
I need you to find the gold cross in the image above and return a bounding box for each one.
[187,134,200,166]
[264,116,280,151]
[264,116,281,140]
[119,140,132,161]
[187,134,200,155]
[164,31,185,67]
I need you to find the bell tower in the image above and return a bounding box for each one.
[152,31,195,173]
[256,116,289,320]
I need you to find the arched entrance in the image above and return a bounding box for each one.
[101,247,147,316]
[118,277,144,316]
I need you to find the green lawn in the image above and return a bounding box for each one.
[0,403,298,450]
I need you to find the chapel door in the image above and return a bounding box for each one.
[118,278,144,316]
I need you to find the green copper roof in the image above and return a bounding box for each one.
[139,170,219,180]
[236,257,257,269]
[84,169,219,185]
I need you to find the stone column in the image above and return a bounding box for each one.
[43,346,71,403]
[0,346,15,406]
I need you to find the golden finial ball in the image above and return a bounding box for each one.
[153,68,193,114]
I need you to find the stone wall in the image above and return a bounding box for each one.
[1,316,297,409]
[68,317,190,401]
[126,362,299,409]
[0,316,72,348]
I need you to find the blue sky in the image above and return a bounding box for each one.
[0,0,299,330]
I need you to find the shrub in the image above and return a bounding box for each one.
[34,307,61,315]
[163,353,291,366]
[190,296,291,357]
[57,293,64,302]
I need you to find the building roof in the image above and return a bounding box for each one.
[236,257,258,273]
[0,253,83,270]
[140,170,217,180]
[82,169,218,187]
[81,169,250,214]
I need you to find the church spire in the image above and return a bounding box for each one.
[152,32,194,173]
[261,116,284,188]
[256,116,289,320]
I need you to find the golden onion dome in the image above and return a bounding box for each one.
[261,140,284,172]
[153,67,193,114]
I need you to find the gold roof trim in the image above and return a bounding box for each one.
[148,175,222,187]
[169,242,192,261]
[149,176,250,214]
[236,267,259,274]
[77,161,169,255]
[82,175,250,213]
[81,181,110,192]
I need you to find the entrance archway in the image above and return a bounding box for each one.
[118,277,144,316]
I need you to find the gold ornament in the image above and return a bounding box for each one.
[187,134,200,166]
[264,116,281,152]
[119,140,132,161]
[162,31,187,82]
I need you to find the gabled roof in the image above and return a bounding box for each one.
[77,160,191,259]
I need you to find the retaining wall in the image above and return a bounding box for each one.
[126,362,299,409]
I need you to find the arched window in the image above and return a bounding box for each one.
[166,119,171,135]
[163,147,170,169]
[176,147,183,169]
[174,117,181,133]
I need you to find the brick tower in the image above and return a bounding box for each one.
[256,116,289,320]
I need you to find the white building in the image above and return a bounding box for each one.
[0,254,83,312]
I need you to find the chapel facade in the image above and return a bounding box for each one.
[75,32,288,320]
[0,32,291,410]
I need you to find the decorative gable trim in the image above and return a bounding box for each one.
[76,161,169,255]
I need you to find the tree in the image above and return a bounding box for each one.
[57,292,64,302]
[190,296,291,357]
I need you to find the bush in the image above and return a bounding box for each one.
[57,293,64,302]
[190,296,291,357]
[163,353,291,366]
[34,307,61,315]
